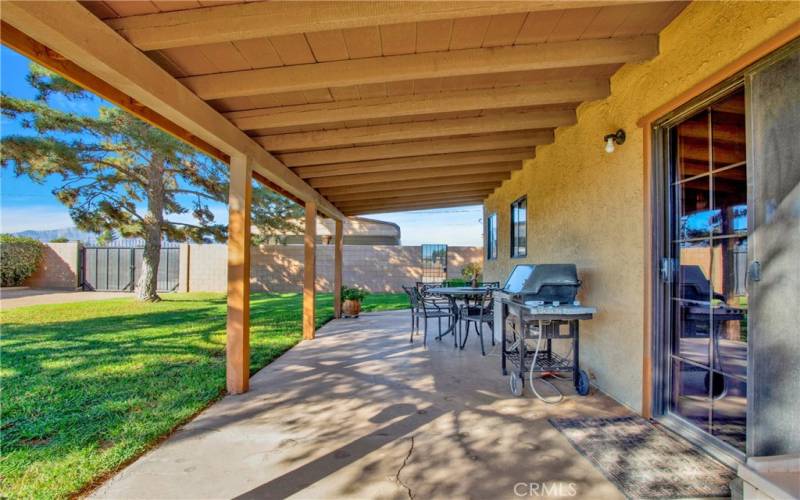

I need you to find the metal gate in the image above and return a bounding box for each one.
[421,244,448,283]
[81,246,180,292]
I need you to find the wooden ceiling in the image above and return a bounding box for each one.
[80,0,687,216]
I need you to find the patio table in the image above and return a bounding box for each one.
[426,286,491,346]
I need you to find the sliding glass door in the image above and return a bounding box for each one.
[667,88,749,455]
[655,41,799,462]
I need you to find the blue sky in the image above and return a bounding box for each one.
[0,46,483,246]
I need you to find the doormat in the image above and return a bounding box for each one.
[549,416,735,499]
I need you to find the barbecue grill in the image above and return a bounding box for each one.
[501,264,581,303]
[679,265,746,398]
[494,264,596,399]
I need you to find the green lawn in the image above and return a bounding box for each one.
[0,292,408,499]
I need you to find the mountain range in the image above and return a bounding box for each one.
[13,227,98,242]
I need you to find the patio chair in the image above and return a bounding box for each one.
[415,281,449,307]
[402,285,420,341]
[408,286,453,346]
[459,288,494,356]
[480,281,501,288]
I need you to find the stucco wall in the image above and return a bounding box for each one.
[24,242,81,289]
[187,244,482,293]
[483,1,799,412]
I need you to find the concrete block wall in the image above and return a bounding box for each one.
[185,244,482,293]
[446,247,483,280]
[24,242,81,290]
[185,243,228,293]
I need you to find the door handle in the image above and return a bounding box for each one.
[746,260,761,291]
[660,257,674,283]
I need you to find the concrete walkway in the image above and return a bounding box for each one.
[92,310,628,499]
[0,288,133,310]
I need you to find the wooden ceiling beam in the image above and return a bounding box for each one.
[1,1,344,219]
[182,36,657,100]
[0,23,310,209]
[237,80,605,130]
[341,198,487,215]
[293,148,532,179]
[325,182,502,202]
[0,21,228,163]
[309,161,520,188]
[319,173,510,196]
[677,120,744,143]
[278,130,552,167]
[332,189,494,206]
[340,193,487,208]
[105,2,641,51]
[258,109,575,151]
[679,140,744,165]
[340,200,488,214]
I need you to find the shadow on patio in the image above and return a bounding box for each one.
[92,310,628,499]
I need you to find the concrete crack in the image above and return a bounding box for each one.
[395,435,415,500]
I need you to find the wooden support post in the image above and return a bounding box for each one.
[334,219,344,319]
[303,201,317,340]
[226,155,252,394]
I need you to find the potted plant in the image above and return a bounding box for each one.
[461,262,483,287]
[341,285,368,318]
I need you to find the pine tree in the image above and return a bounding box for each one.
[1,64,301,301]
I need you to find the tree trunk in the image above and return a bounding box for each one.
[135,224,162,302]
[135,156,166,302]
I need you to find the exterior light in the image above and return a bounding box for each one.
[603,129,626,153]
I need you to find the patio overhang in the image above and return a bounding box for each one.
[1,0,688,394]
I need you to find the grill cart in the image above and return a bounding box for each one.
[493,265,596,398]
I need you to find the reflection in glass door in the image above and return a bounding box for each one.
[668,88,749,453]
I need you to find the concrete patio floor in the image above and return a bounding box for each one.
[92,310,630,499]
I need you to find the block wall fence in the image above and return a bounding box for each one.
[22,242,82,289]
[22,242,483,293]
[183,244,483,293]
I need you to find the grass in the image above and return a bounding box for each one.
[0,292,408,499]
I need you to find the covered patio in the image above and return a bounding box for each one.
[0,0,690,395]
[92,310,628,499]
[3,1,799,498]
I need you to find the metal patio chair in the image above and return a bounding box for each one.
[459,288,494,356]
[402,285,420,342]
[408,286,453,346]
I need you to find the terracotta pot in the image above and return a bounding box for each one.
[343,299,361,317]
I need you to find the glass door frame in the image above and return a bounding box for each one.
[650,76,748,468]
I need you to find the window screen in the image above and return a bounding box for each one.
[486,213,497,260]
[510,197,527,258]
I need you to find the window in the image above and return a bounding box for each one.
[510,196,527,258]
[486,213,497,260]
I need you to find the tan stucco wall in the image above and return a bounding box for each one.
[483,2,799,412]
[24,242,81,289]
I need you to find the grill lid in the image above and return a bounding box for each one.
[502,264,581,303]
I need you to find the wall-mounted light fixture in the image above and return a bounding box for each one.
[603,129,626,153]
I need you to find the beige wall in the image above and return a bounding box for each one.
[24,242,81,289]
[187,244,483,293]
[483,2,799,412]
